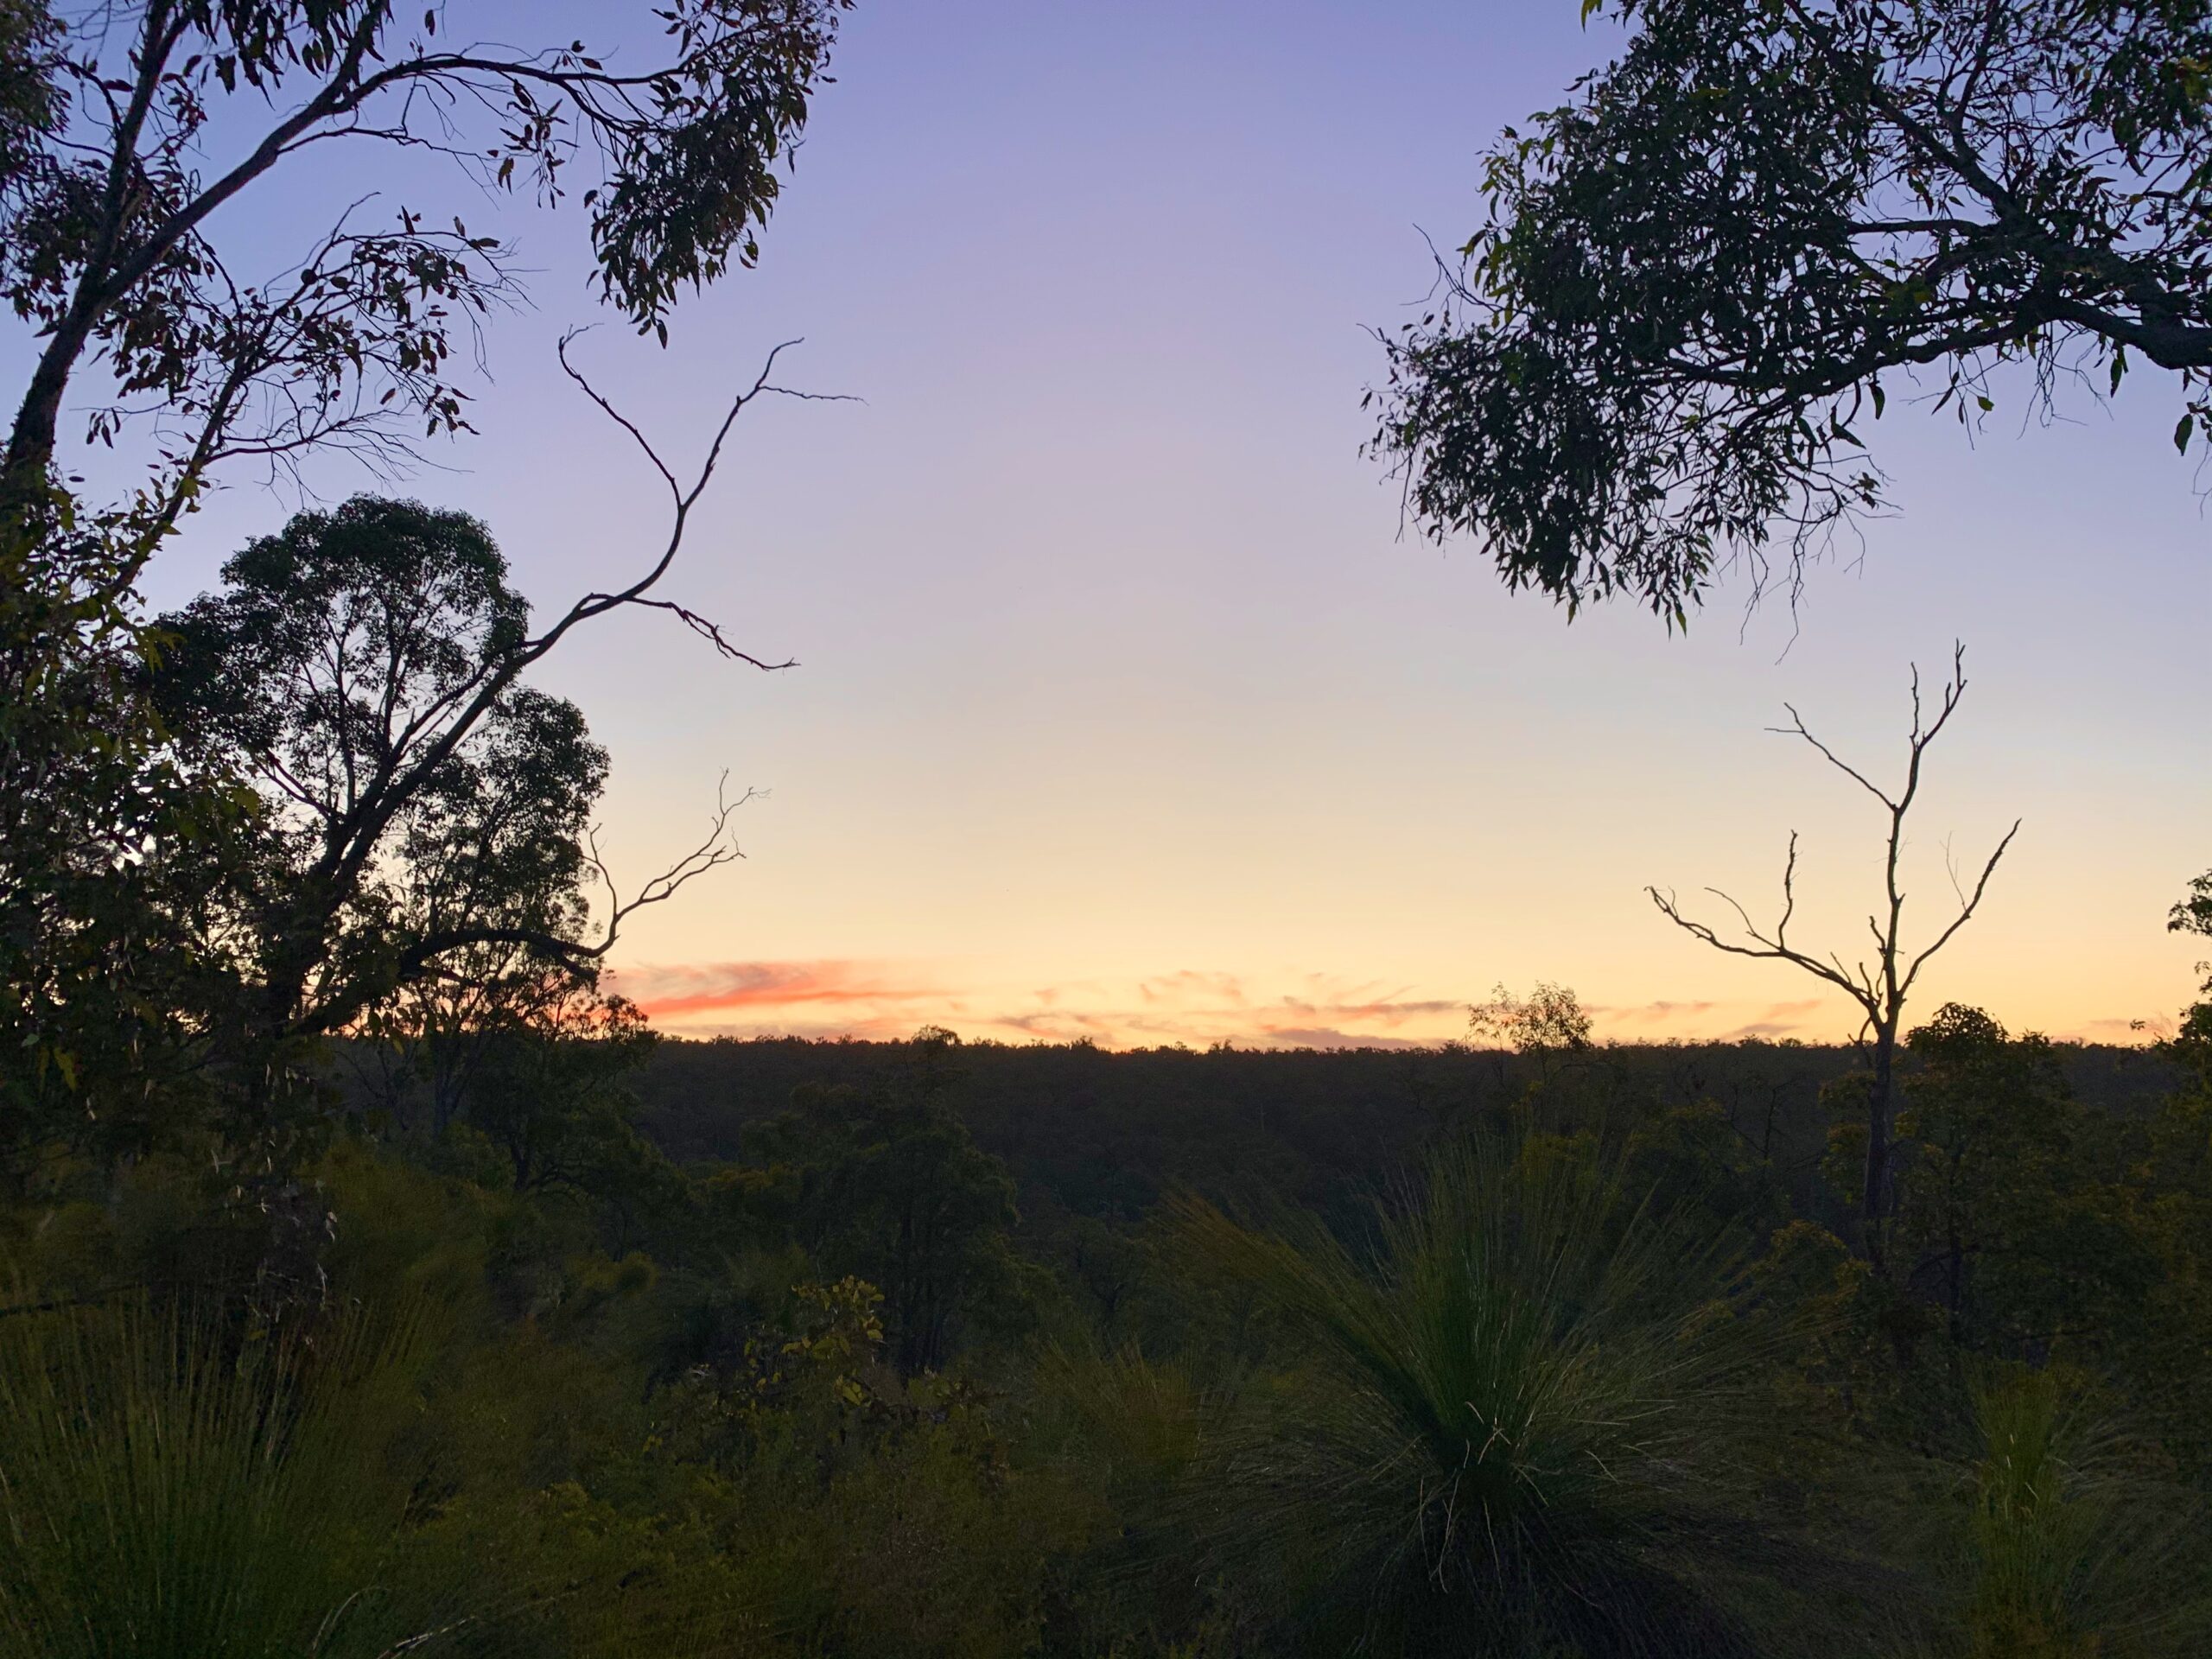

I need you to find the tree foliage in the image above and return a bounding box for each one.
[0,0,851,550]
[740,1046,1025,1375]
[158,497,609,1045]
[1374,0,2212,616]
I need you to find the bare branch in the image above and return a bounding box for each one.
[1646,884,1872,1009]
[1769,705,1897,810]
[387,778,760,1001]
[624,600,796,672]
[1902,817,2022,994]
[556,326,679,502]
[1649,643,2017,1253]
[585,773,760,959]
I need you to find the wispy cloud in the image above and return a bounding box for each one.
[1600,999,1719,1025]
[608,961,1902,1050]
[2075,1014,2164,1042]
[609,960,936,1021]
[1137,970,1248,1006]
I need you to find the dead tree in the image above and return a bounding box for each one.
[1648,644,2018,1262]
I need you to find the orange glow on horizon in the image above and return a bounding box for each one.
[608,959,2171,1052]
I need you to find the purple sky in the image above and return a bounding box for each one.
[58,2,2212,1046]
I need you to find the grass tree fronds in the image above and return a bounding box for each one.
[1169,1130,1866,1658]
[0,1295,450,1659]
[1949,1367,2212,1659]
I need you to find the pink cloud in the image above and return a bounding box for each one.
[614,961,1905,1052]
[611,960,936,1021]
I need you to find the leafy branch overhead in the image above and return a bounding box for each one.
[1372,0,2212,619]
[0,0,851,567]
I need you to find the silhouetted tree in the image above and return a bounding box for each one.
[744,1045,1023,1374]
[0,0,845,1170]
[1649,645,2018,1258]
[2,0,851,540]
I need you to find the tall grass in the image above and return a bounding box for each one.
[1951,1368,2212,1659]
[0,1297,476,1659]
[1171,1132,1824,1657]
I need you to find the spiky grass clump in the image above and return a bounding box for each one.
[1952,1369,2212,1659]
[1172,1133,1821,1658]
[0,1299,472,1659]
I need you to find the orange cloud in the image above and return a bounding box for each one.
[1599,999,1720,1025]
[1137,970,1248,1006]
[607,960,1912,1051]
[611,960,936,1021]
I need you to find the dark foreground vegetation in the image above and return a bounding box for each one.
[6,0,2212,1652]
[13,1006,2212,1656]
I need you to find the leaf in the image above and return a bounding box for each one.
[2177,414,2194,454]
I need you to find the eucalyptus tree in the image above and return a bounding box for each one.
[1,0,851,552]
[156,494,749,1138]
[1373,0,2212,618]
[0,1,849,1154]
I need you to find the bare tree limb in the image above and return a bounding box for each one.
[1645,642,2017,1262]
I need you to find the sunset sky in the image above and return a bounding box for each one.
[119,1,2211,1050]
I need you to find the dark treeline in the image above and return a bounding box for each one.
[629,1031,2177,1229]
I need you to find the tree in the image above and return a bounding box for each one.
[1890,1004,2134,1351]
[0,1,849,1162]
[1465,980,1594,1055]
[742,1048,1023,1375]
[1372,0,2212,617]
[1649,645,2018,1258]
[153,493,751,1134]
[1,0,850,552]
[2172,868,2212,995]
[461,987,681,1243]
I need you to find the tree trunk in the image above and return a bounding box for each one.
[1863,1023,1897,1263]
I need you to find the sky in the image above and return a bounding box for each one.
[61,2,2212,1050]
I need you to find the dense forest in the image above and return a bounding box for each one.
[18,1008,2212,1655]
[4,1,2212,1656]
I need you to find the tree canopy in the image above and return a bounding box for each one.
[157,498,611,1047]
[1373,0,2212,619]
[0,0,851,561]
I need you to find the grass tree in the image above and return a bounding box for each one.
[0,1300,455,1659]
[1171,1133,1839,1658]
[0,1294,766,1658]
[1944,1369,2212,1659]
